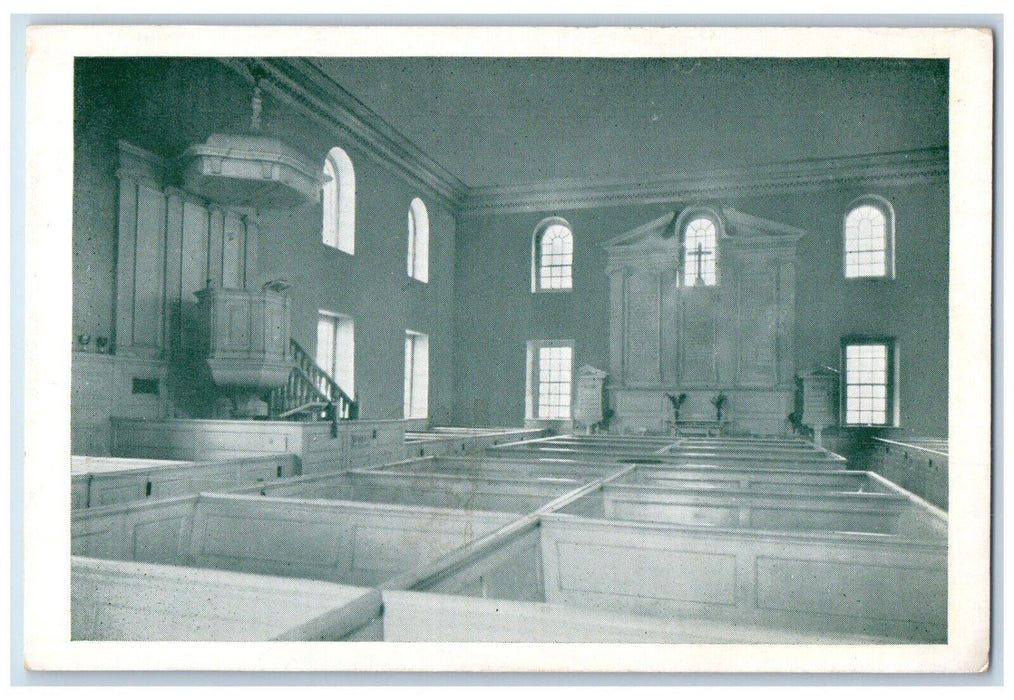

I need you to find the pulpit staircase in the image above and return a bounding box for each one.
[268,339,357,435]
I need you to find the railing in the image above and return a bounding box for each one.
[269,339,358,433]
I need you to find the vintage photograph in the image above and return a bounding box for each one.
[22,25,993,673]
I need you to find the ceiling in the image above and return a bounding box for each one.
[311,57,948,190]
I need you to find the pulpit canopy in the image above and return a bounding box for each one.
[178,133,328,209]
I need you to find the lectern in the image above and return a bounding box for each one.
[801,366,840,448]
[574,365,608,435]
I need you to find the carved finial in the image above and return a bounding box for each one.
[248,63,268,132]
[250,84,263,132]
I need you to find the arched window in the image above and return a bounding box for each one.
[322,147,355,254]
[532,218,573,292]
[844,196,894,279]
[407,198,429,283]
[682,215,718,286]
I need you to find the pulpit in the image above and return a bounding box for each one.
[193,285,293,417]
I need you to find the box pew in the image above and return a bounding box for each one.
[232,468,581,514]
[381,588,897,643]
[498,441,836,461]
[867,437,949,509]
[539,435,679,448]
[488,443,846,470]
[72,556,379,641]
[344,470,579,513]
[489,434,839,461]
[405,427,548,458]
[540,435,822,453]
[73,492,519,587]
[512,435,823,454]
[110,417,410,474]
[368,455,623,483]
[676,440,819,452]
[595,484,913,535]
[538,506,947,642]
[617,465,878,494]
[381,521,906,643]
[72,453,301,509]
[606,463,944,538]
[72,495,198,564]
[428,426,547,436]
[183,494,518,587]
[404,433,474,458]
[72,456,190,508]
[408,524,547,603]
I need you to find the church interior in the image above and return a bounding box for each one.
[69,56,950,644]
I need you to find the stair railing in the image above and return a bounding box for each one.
[269,339,358,433]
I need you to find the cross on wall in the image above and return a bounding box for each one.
[686,241,713,285]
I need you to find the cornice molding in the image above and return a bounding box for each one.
[218,58,469,209]
[459,147,949,215]
[216,58,947,217]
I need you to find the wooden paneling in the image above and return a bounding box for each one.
[863,438,949,510]
[110,417,406,473]
[207,206,225,290]
[623,271,660,383]
[133,183,166,349]
[339,470,573,513]
[163,192,184,355]
[181,200,210,297]
[381,586,895,643]
[184,495,516,587]
[608,270,625,380]
[114,179,138,349]
[599,486,910,534]
[73,454,301,509]
[72,353,169,455]
[419,526,545,602]
[540,514,946,641]
[606,211,803,435]
[72,353,116,455]
[737,262,778,386]
[222,211,244,289]
[487,435,846,470]
[381,590,719,642]
[72,496,198,564]
[111,142,256,359]
[679,289,717,385]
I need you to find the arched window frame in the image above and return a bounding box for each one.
[674,207,723,287]
[843,195,895,280]
[407,198,429,283]
[322,147,355,254]
[531,217,574,293]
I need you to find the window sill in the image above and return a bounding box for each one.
[525,418,574,432]
[322,242,355,257]
[841,423,901,430]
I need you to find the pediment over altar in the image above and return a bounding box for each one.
[604,207,807,270]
